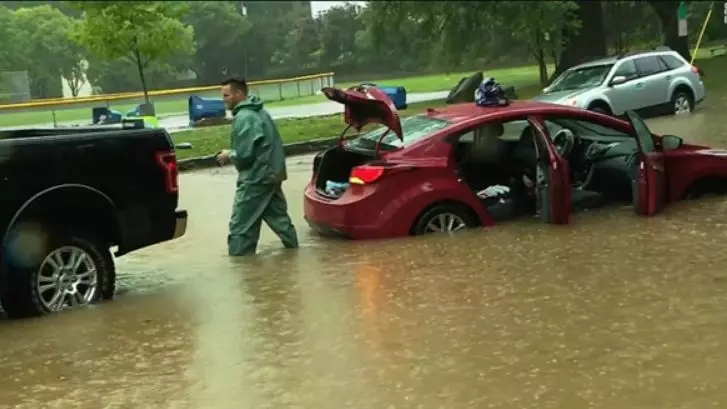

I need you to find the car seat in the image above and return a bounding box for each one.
[459,123,509,189]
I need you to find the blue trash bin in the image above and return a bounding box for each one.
[188,95,227,123]
[91,106,123,124]
[378,86,407,110]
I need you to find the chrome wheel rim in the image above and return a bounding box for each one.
[424,213,468,233]
[36,246,98,312]
[674,95,691,115]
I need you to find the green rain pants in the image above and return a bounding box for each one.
[228,182,299,256]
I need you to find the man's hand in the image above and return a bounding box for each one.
[216,149,231,166]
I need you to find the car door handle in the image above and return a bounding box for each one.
[665,75,672,80]
[635,82,644,88]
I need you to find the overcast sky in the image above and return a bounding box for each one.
[309,1,366,17]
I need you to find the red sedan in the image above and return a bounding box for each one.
[303,86,727,239]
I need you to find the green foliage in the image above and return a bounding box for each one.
[68,1,195,99]
[0,0,721,100]
[184,1,251,83]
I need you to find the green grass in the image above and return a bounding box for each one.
[0,65,547,128]
[172,99,444,160]
[171,84,544,161]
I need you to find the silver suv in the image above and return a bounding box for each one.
[532,48,705,116]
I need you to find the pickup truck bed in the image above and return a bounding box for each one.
[0,124,188,318]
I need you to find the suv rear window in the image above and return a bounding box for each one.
[353,115,451,149]
[660,54,685,70]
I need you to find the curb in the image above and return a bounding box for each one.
[177,136,339,172]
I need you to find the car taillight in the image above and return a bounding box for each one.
[156,150,179,193]
[350,165,386,185]
[691,65,704,77]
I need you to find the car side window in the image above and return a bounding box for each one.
[634,56,666,77]
[613,60,638,80]
[660,54,685,70]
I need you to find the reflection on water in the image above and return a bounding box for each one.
[2,115,727,408]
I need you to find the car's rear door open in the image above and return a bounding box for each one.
[625,110,666,216]
[528,117,572,224]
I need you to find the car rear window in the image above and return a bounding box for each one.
[660,54,685,70]
[353,115,452,149]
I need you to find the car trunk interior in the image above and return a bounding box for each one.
[314,146,377,195]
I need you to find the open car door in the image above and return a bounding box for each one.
[528,117,572,224]
[321,86,403,152]
[625,110,666,216]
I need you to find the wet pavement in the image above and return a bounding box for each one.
[2,113,727,408]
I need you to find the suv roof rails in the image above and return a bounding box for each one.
[618,45,673,59]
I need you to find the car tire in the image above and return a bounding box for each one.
[412,203,478,235]
[0,228,115,319]
[671,90,694,115]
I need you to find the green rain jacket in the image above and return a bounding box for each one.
[228,96,288,184]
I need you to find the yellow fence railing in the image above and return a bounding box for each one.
[0,72,335,112]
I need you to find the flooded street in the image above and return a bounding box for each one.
[3,114,727,408]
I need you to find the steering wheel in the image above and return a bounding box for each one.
[552,129,576,157]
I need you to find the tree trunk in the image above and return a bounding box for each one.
[648,1,692,62]
[133,46,150,104]
[550,1,607,82]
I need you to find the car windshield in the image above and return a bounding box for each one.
[547,64,613,93]
[348,115,452,150]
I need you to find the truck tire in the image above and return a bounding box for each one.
[0,228,115,319]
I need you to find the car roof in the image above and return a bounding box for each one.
[424,100,585,123]
[570,56,619,69]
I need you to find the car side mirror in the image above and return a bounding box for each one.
[662,134,683,151]
[609,76,627,86]
[542,86,550,93]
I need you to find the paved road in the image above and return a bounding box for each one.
[1,91,449,133]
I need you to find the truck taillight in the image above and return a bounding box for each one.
[350,165,386,185]
[156,151,179,193]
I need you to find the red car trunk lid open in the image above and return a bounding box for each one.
[322,86,403,155]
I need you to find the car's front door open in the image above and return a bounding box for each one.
[625,110,666,216]
[528,117,571,224]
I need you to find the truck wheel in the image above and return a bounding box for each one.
[0,229,115,319]
[412,203,477,235]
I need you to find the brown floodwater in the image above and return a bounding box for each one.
[2,112,727,408]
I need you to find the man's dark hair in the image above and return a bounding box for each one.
[221,76,248,94]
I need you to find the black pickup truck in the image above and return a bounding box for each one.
[0,124,188,319]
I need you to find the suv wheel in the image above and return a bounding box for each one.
[672,91,694,115]
[587,103,612,116]
[0,228,115,318]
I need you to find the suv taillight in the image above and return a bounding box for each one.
[156,151,179,193]
[691,65,704,77]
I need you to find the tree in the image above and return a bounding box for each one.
[648,1,691,62]
[184,1,251,84]
[69,1,195,103]
[11,5,83,98]
[552,1,607,80]
[494,2,580,85]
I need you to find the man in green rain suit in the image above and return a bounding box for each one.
[216,77,299,256]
